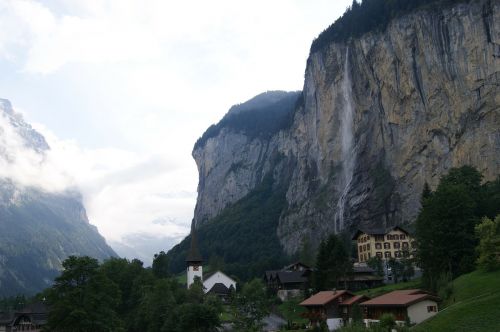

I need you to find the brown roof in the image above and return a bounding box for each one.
[300,290,353,306]
[340,295,370,306]
[360,289,440,307]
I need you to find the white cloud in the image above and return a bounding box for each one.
[0,0,352,259]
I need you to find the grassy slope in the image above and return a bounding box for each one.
[412,270,500,332]
[355,278,422,298]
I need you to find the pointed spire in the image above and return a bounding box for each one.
[186,224,203,264]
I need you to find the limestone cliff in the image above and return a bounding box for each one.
[192,0,500,254]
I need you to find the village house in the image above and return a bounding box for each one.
[360,289,440,326]
[339,265,384,291]
[299,290,355,330]
[0,302,48,332]
[352,226,415,263]
[264,262,311,300]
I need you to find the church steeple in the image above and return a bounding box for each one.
[186,225,203,288]
[186,225,203,264]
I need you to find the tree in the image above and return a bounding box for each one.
[45,256,124,332]
[475,215,500,271]
[416,166,481,290]
[387,258,404,284]
[314,234,352,290]
[152,251,170,279]
[231,279,269,331]
[135,278,177,332]
[366,256,384,277]
[173,303,221,332]
[421,182,432,202]
[378,313,396,331]
[100,257,145,327]
[299,235,315,267]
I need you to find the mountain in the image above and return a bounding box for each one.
[167,0,499,276]
[0,99,116,296]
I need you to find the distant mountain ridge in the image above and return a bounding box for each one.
[0,99,116,296]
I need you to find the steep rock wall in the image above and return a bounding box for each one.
[193,0,500,254]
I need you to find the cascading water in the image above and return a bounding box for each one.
[335,48,356,232]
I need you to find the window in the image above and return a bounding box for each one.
[384,243,391,249]
[384,251,391,258]
[402,242,409,248]
[359,246,363,253]
[393,234,399,240]
[403,251,410,257]
[394,242,400,249]
[376,252,382,258]
[400,234,406,240]
[368,252,371,258]
[375,243,382,249]
[395,251,401,258]
[365,244,370,251]
[427,306,437,312]
[387,234,392,240]
[193,265,199,271]
[375,235,384,242]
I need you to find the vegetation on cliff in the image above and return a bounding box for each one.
[166,175,291,280]
[194,91,301,150]
[310,0,468,53]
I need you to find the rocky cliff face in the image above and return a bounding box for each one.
[0,99,116,296]
[193,0,500,254]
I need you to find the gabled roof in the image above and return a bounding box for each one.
[203,270,237,284]
[207,283,230,295]
[340,294,370,306]
[352,225,411,240]
[300,290,354,306]
[276,271,307,284]
[360,289,440,307]
[264,270,280,280]
[284,261,312,271]
[353,265,376,274]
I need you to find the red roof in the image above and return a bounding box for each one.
[360,289,440,307]
[340,294,370,306]
[300,290,353,306]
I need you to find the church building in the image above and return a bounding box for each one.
[185,227,237,301]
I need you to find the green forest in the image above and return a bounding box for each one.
[194,92,301,150]
[166,175,291,281]
[310,0,469,53]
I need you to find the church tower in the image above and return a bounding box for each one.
[186,225,203,289]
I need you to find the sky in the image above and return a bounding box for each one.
[0,0,352,264]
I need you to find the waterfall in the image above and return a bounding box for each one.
[335,48,356,232]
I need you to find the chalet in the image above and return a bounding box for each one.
[352,226,415,263]
[300,290,355,330]
[339,265,384,291]
[360,289,440,326]
[264,262,312,300]
[0,302,48,332]
[265,270,308,300]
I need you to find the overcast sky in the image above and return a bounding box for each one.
[0,0,352,263]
